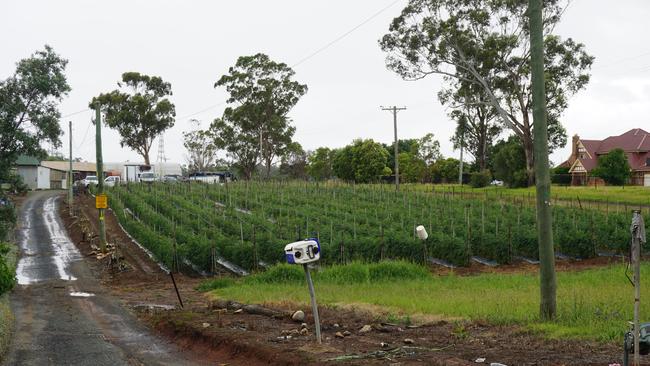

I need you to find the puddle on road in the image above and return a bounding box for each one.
[16,196,83,285]
[70,292,95,297]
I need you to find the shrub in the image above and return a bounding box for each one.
[551,166,571,185]
[0,243,15,295]
[368,261,429,281]
[469,170,492,188]
[591,148,631,186]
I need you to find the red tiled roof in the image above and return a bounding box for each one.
[596,128,650,154]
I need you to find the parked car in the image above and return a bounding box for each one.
[139,172,157,183]
[82,175,99,187]
[104,176,121,187]
[490,179,504,186]
[161,175,178,183]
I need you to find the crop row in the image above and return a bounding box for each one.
[105,181,643,272]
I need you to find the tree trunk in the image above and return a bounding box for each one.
[265,158,272,179]
[522,133,535,186]
[143,153,150,166]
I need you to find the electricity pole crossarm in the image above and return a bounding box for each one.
[380,106,406,191]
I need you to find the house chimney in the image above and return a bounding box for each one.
[572,134,579,162]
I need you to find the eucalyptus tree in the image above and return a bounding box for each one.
[380,0,593,185]
[183,119,219,173]
[214,53,307,178]
[91,72,175,165]
[441,81,501,171]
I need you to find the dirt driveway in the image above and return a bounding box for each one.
[2,191,203,366]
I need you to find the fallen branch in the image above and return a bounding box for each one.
[325,345,453,362]
[209,299,289,318]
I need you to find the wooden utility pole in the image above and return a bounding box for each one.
[95,106,107,253]
[381,106,406,191]
[529,0,556,320]
[68,121,73,216]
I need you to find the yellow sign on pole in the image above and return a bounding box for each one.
[95,194,108,209]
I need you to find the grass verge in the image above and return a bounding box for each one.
[206,261,647,342]
[426,183,650,207]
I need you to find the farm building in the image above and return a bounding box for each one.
[103,162,182,182]
[563,128,650,186]
[15,157,98,190]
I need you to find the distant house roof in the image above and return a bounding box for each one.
[569,129,650,173]
[15,155,40,166]
[40,161,97,173]
[596,128,650,154]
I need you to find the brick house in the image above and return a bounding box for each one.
[564,128,650,186]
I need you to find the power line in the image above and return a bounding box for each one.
[175,101,228,121]
[60,2,402,124]
[291,0,401,68]
[177,1,402,120]
[74,119,93,150]
[62,108,90,118]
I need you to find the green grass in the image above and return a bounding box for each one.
[421,184,650,207]
[0,241,18,359]
[208,261,647,342]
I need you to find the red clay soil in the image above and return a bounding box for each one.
[60,192,644,365]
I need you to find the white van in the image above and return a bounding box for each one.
[104,176,121,187]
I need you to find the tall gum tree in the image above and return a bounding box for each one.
[213,54,307,179]
[91,72,175,165]
[379,0,593,185]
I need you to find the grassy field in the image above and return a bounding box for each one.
[207,261,646,342]
[421,184,650,207]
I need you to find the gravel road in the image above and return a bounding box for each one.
[2,191,199,366]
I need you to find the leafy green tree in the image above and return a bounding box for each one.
[383,138,419,172]
[380,0,593,184]
[0,46,70,178]
[492,137,527,187]
[279,142,308,180]
[333,145,355,181]
[215,53,307,178]
[307,147,335,181]
[333,139,390,183]
[352,139,390,183]
[183,119,218,173]
[432,158,460,183]
[209,111,259,180]
[417,133,442,166]
[441,82,501,171]
[91,72,175,165]
[592,148,631,186]
[398,152,427,183]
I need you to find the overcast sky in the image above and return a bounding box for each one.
[2,0,649,167]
